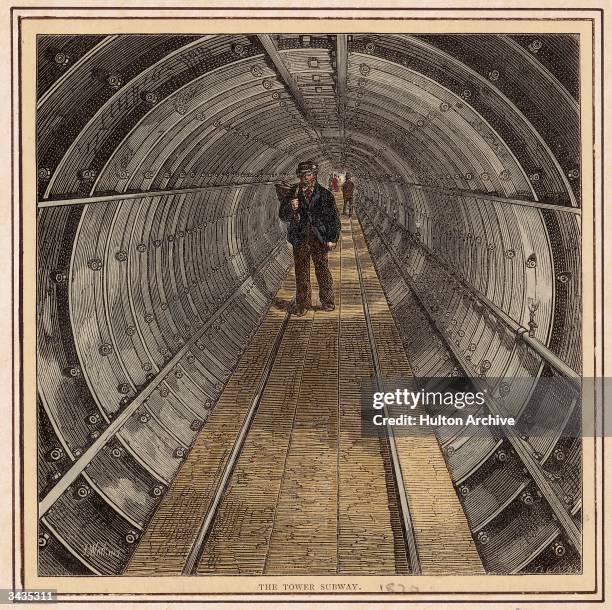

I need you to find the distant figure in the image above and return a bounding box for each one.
[342,172,355,216]
[278,161,341,316]
[331,174,339,192]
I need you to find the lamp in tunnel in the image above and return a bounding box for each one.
[527,297,540,338]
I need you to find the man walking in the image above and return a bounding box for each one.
[278,161,341,316]
[342,172,355,216]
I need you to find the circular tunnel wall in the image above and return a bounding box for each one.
[36,32,582,576]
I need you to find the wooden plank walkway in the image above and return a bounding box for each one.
[124,193,484,576]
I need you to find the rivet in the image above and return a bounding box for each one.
[529,39,542,53]
[142,91,159,104]
[557,271,571,284]
[150,485,164,497]
[48,447,64,462]
[78,168,96,181]
[54,52,70,66]
[496,449,508,462]
[106,73,122,88]
[99,343,113,356]
[75,485,91,499]
[552,541,566,556]
[554,448,566,462]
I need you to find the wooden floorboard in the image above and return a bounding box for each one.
[124,193,484,576]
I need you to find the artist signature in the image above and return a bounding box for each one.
[83,541,121,558]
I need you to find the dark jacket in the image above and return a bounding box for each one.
[342,179,355,199]
[279,181,341,246]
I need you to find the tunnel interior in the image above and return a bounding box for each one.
[37,33,582,576]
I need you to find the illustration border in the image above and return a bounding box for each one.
[12,4,605,603]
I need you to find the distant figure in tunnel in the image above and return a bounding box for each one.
[278,160,341,316]
[342,172,355,216]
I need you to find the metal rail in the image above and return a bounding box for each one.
[336,34,348,164]
[179,219,424,574]
[37,181,279,209]
[362,181,580,215]
[406,183,581,215]
[182,311,291,575]
[39,242,287,517]
[357,207,581,553]
[369,201,581,389]
[350,217,422,575]
[256,35,310,119]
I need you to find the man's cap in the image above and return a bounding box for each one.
[296,160,318,175]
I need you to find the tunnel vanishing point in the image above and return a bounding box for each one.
[36,33,582,577]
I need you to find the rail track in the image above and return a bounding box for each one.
[124,196,483,576]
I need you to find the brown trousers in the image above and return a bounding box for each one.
[292,231,335,309]
[342,197,353,216]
